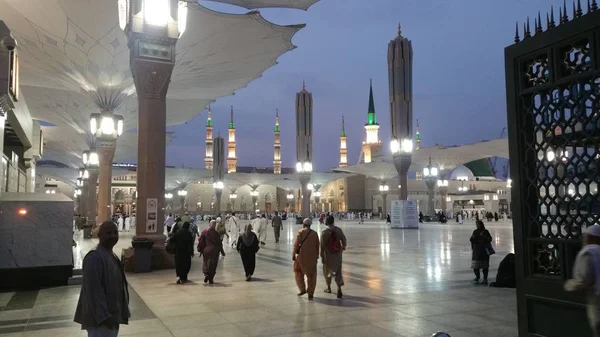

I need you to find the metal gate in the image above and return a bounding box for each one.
[505,2,600,336]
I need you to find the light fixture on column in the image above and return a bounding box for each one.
[437,179,449,214]
[507,178,512,189]
[75,188,82,196]
[82,149,99,168]
[76,178,83,187]
[422,157,438,215]
[250,190,259,206]
[177,190,187,197]
[379,184,389,192]
[458,180,469,192]
[213,181,224,190]
[296,161,313,173]
[90,112,124,139]
[390,138,413,155]
[286,192,294,200]
[437,179,448,188]
[229,192,237,199]
[79,168,90,180]
[165,193,173,199]
[118,0,188,37]
[307,183,314,191]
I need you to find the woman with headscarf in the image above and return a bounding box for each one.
[199,220,225,284]
[173,222,194,284]
[237,224,260,281]
[470,220,493,284]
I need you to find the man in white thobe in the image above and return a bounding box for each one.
[256,214,268,245]
[228,212,240,247]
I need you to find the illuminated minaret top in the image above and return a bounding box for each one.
[204,105,214,169]
[273,109,281,174]
[359,79,382,163]
[227,106,237,173]
[339,116,348,167]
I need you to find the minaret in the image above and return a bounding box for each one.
[359,79,382,163]
[273,109,282,174]
[415,119,422,180]
[389,23,414,200]
[227,106,237,173]
[339,116,348,167]
[204,105,214,169]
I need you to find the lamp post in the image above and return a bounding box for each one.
[250,190,259,211]
[458,180,469,193]
[388,27,414,201]
[422,157,438,216]
[177,189,187,214]
[164,192,173,211]
[213,136,225,215]
[229,191,237,212]
[286,191,294,212]
[90,112,124,224]
[82,150,99,232]
[120,0,187,255]
[78,170,88,219]
[296,82,313,219]
[437,179,448,214]
[378,183,389,218]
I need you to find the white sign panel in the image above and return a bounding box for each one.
[146,198,158,233]
[390,200,419,229]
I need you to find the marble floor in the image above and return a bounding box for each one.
[0,219,518,337]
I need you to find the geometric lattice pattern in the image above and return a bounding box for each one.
[519,40,600,278]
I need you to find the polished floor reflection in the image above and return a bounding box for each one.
[1,219,517,337]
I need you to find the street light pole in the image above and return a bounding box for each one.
[120,0,187,258]
[82,152,99,232]
[213,135,225,215]
[296,82,313,219]
[437,179,449,214]
[177,189,187,214]
[422,157,438,216]
[90,112,124,223]
[378,183,389,218]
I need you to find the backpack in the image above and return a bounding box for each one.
[197,229,207,253]
[327,228,342,253]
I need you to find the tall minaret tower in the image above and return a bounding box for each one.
[339,116,348,167]
[205,105,214,169]
[359,79,382,163]
[227,106,237,173]
[273,109,282,174]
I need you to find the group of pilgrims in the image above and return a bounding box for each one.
[165,211,347,299]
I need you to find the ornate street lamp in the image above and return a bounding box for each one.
[507,178,513,189]
[90,112,124,223]
[81,149,99,232]
[437,179,449,214]
[250,189,259,209]
[422,157,438,216]
[119,0,187,244]
[178,189,187,213]
[378,183,389,218]
[229,191,237,212]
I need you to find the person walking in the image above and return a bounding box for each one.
[257,213,268,245]
[292,218,320,300]
[565,225,600,336]
[470,220,493,284]
[199,220,225,284]
[173,222,194,284]
[237,224,260,281]
[228,212,240,247]
[124,215,131,232]
[321,215,347,298]
[164,213,175,234]
[272,212,283,243]
[74,221,130,337]
[117,215,124,232]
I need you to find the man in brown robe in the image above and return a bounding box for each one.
[293,218,320,300]
[74,221,130,337]
[321,215,347,298]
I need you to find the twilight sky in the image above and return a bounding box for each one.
[165,0,567,171]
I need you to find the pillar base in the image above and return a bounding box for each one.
[122,246,175,272]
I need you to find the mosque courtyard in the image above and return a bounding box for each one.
[0,220,517,337]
